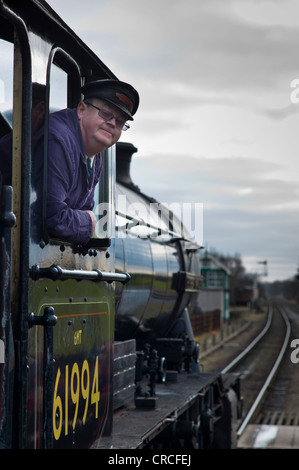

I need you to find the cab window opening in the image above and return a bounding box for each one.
[32,49,82,246]
[35,49,112,249]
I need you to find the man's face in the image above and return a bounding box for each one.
[77,98,126,156]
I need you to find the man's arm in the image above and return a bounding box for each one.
[85,210,97,235]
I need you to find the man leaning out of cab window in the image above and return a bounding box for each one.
[32,79,139,245]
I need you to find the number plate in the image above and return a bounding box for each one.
[26,293,112,449]
[52,303,111,448]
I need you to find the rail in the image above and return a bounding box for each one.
[220,302,273,375]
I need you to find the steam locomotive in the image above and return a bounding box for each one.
[0,0,241,449]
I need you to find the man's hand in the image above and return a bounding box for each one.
[85,210,97,236]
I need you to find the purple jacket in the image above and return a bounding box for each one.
[33,108,102,245]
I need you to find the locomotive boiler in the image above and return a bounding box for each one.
[114,142,201,352]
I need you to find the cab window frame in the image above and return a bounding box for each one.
[41,47,81,244]
[40,47,112,250]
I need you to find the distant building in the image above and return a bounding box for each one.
[197,252,231,323]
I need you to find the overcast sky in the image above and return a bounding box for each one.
[47,0,299,282]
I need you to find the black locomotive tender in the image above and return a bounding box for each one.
[0,0,241,449]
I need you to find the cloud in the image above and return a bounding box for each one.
[48,0,299,92]
[258,103,299,120]
[130,152,298,209]
[129,151,299,280]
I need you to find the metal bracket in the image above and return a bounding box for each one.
[27,306,57,449]
[27,306,57,329]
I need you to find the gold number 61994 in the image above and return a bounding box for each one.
[53,356,100,440]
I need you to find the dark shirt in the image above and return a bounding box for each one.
[33,108,103,245]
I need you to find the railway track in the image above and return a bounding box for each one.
[199,299,299,448]
[219,299,299,448]
[223,301,291,441]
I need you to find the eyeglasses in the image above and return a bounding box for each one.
[84,101,130,131]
